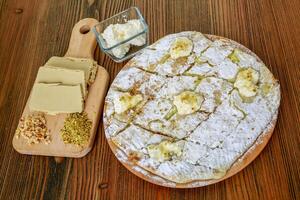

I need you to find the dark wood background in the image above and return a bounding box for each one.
[0,0,299,199]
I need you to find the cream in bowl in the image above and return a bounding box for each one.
[93,7,148,62]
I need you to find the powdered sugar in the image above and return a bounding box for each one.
[104,31,280,187]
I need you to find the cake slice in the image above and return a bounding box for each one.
[45,56,97,84]
[36,66,87,98]
[29,83,83,115]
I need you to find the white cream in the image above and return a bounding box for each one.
[102,19,146,58]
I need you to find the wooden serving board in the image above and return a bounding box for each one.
[104,34,279,188]
[12,18,109,158]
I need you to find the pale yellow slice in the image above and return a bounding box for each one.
[45,56,97,84]
[36,66,87,98]
[29,83,83,115]
[173,91,203,115]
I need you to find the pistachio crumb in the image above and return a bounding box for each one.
[60,112,92,146]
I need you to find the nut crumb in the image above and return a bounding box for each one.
[15,113,51,144]
[60,112,92,146]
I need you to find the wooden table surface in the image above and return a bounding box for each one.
[0,0,299,199]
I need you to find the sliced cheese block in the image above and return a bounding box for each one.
[36,66,87,98]
[29,83,83,115]
[46,56,97,84]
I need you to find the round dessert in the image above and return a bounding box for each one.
[103,31,280,187]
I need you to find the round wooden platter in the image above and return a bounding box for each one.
[104,34,280,188]
[12,18,109,158]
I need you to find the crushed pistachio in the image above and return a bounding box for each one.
[61,112,92,146]
[194,56,203,64]
[147,63,156,72]
[164,106,178,120]
[214,90,222,105]
[158,54,171,64]
[228,49,240,63]
[193,77,204,88]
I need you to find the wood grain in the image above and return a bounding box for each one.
[0,0,299,199]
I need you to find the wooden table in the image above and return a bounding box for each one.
[0,0,299,199]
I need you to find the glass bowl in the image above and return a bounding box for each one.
[92,7,149,63]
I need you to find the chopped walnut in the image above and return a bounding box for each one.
[15,113,51,144]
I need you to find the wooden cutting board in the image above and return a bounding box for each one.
[12,18,109,158]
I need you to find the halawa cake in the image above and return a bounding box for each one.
[103,31,280,184]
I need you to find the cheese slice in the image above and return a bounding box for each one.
[36,66,87,98]
[29,83,83,115]
[45,56,97,84]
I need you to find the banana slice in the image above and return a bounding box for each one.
[169,37,193,59]
[234,68,259,98]
[147,141,183,162]
[173,91,203,115]
[238,84,258,98]
[113,92,143,114]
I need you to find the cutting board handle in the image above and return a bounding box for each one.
[65,18,99,59]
